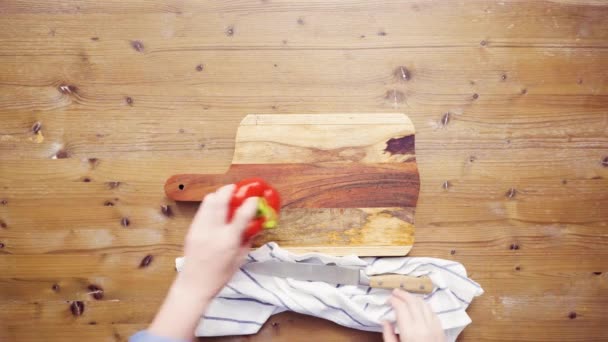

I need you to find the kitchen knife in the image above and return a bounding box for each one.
[243,261,433,294]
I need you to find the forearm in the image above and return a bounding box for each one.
[137,184,257,342]
[148,274,214,341]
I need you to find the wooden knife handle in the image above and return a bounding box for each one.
[368,274,433,294]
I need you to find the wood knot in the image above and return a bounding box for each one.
[52,284,60,292]
[88,158,99,169]
[55,149,70,159]
[225,26,235,36]
[377,31,387,36]
[31,122,42,134]
[0,242,5,249]
[82,177,91,183]
[501,74,507,81]
[394,66,411,81]
[121,217,130,227]
[602,156,608,167]
[472,93,479,100]
[515,266,521,271]
[384,135,415,155]
[442,181,451,190]
[70,301,85,317]
[140,254,153,268]
[506,188,517,199]
[593,272,602,275]
[106,181,121,189]
[161,205,173,217]
[450,249,456,255]
[87,284,104,300]
[59,84,77,94]
[0,220,7,228]
[103,201,114,207]
[125,97,133,106]
[568,312,577,319]
[130,40,144,52]
[441,112,450,127]
[195,64,204,72]
[297,17,305,25]
[509,243,520,250]
[0,199,7,206]
[520,88,528,95]
[480,40,487,46]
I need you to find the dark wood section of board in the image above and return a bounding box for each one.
[1,1,608,341]
[165,163,420,207]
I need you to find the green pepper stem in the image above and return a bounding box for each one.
[256,198,278,229]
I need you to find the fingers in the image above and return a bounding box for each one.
[393,289,440,328]
[390,294,415,334]
[417,296,443,332]
[236,246,252,265]
[418,295,437,326]
[381,321,399,342]
[389,289,445,341]
[230,196,259,232]
[195,184,235,227]
[392,289,428,323]
[212,184,236,224]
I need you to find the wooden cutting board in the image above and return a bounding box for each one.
[165,114,420,256]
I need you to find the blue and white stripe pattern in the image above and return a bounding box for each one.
[175,242,483,341]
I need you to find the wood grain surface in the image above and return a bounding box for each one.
[1,0,607,341]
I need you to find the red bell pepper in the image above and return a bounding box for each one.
[228,178,281,242]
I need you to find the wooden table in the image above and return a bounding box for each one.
[1,1,607,340]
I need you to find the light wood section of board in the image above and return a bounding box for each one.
[234,114,415,164]
[1,0,607,341]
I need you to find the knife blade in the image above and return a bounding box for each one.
[243,261,433,294]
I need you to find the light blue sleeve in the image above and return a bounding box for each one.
[129,330,190,342]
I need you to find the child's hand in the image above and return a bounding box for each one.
[179,184,258,300]
[382,289,446,342]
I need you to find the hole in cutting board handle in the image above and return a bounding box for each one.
[178,184,184,190]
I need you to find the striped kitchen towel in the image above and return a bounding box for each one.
[175,242,483,341]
